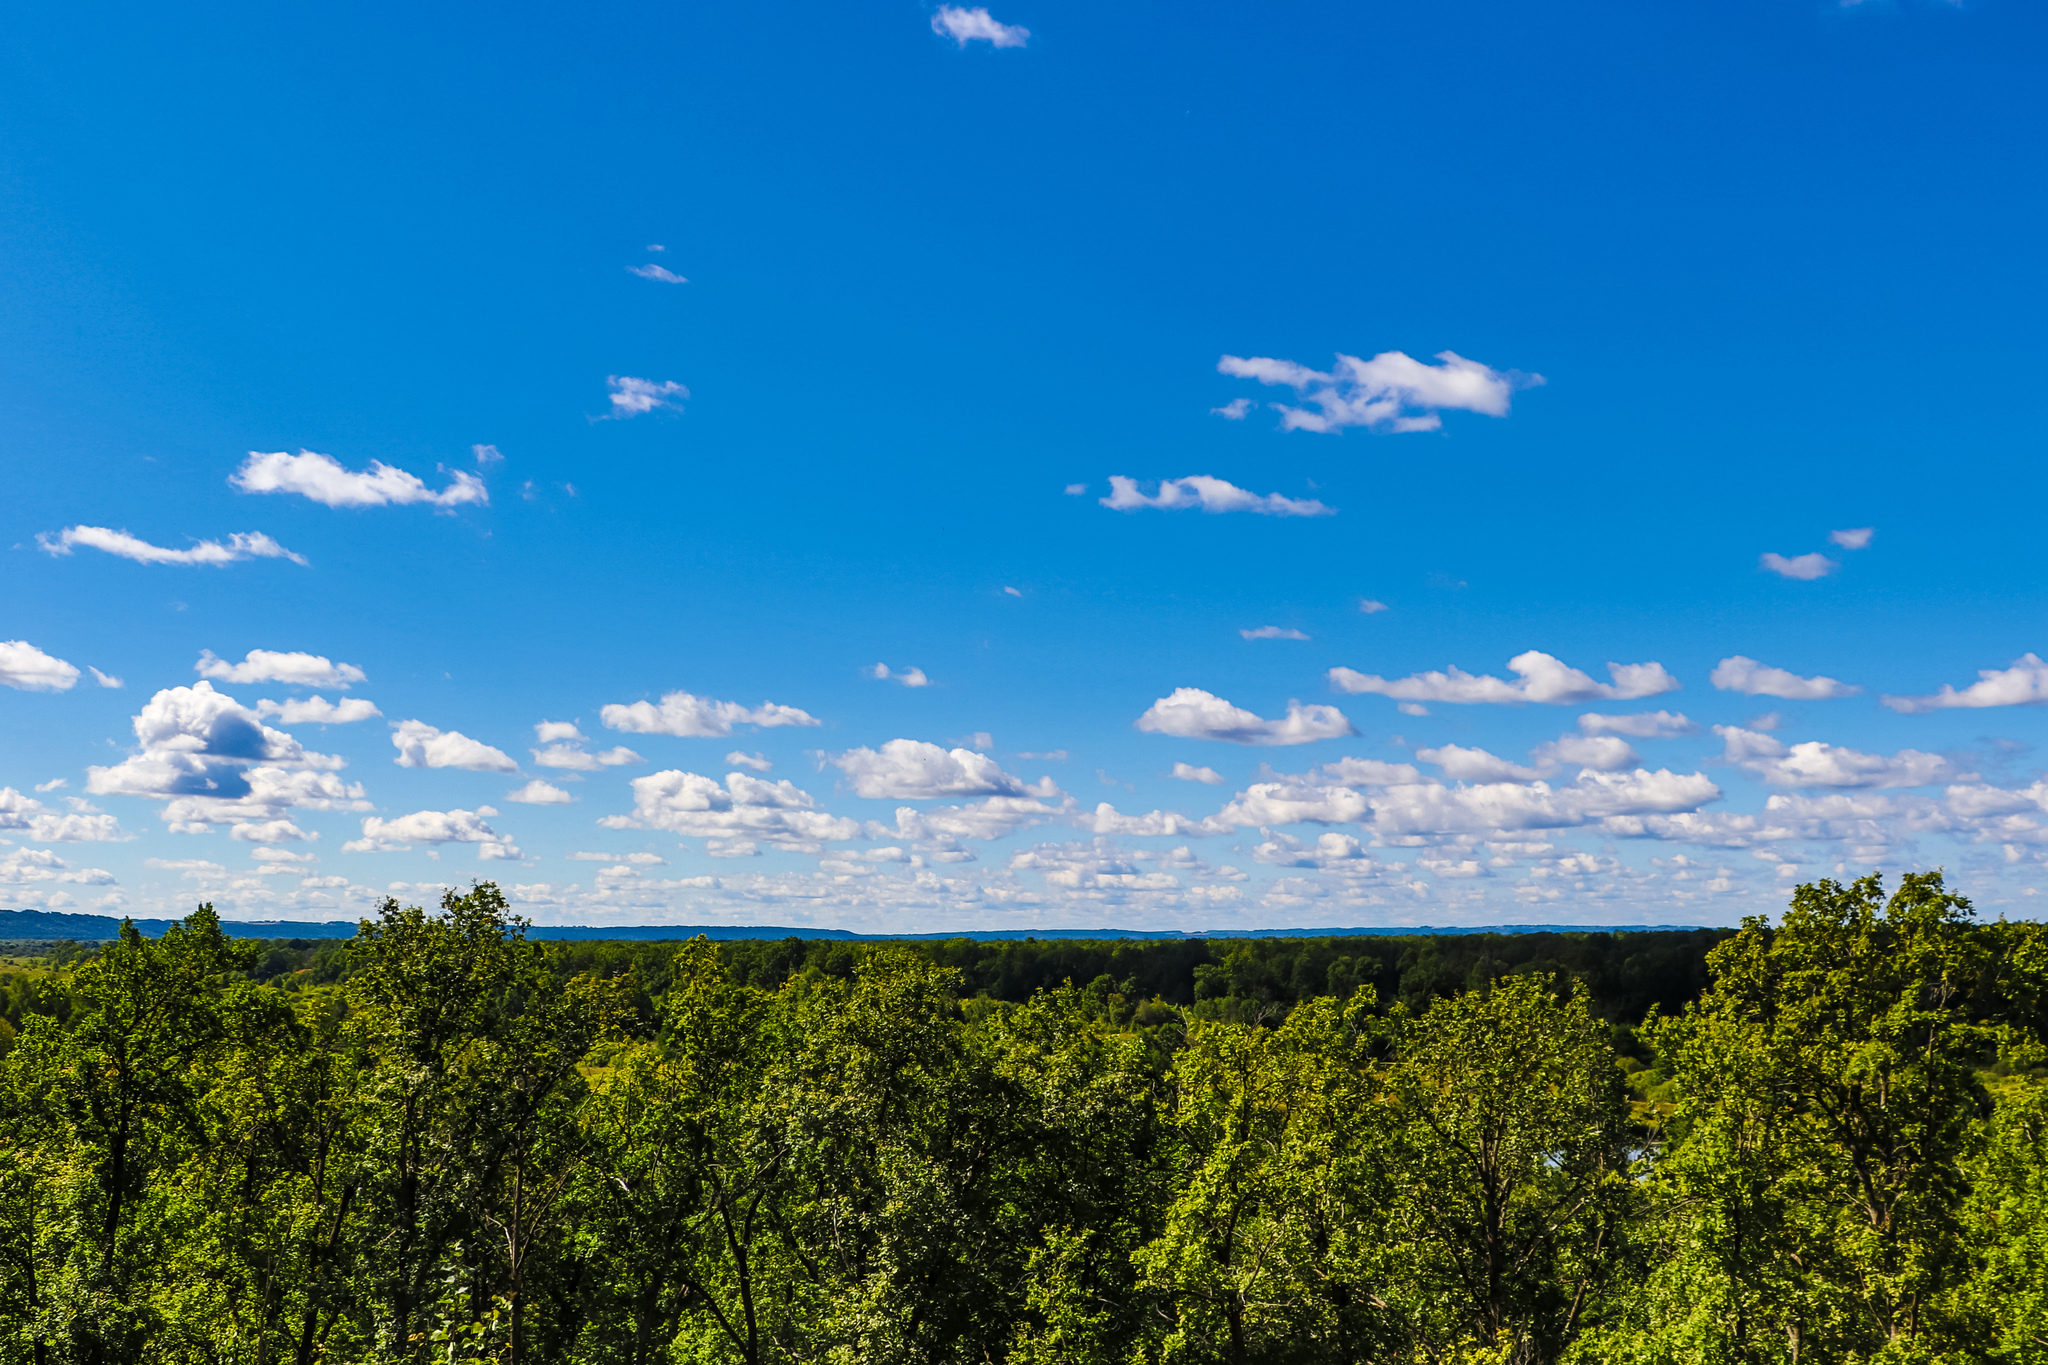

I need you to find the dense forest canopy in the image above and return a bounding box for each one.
[0,875,2043,1364]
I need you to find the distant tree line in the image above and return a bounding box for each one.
[0,875,2043,1364]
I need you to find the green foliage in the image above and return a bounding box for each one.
[0,875,2040,1365]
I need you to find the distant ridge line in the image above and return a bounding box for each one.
[1,907,1702,943]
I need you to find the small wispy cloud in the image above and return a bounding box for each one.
[1170,762,1226,784]
[1358,599,1390,614]
[1710,656,1861,701]
[1216,349,1540,434]
[89,667,123,689]
[1829,527,1875,551]
[628,264,688,284]
[1064,483,1088,495]
[1760,552,1837,581]
[231,450,487,509]
[604,375,689,418]
[869,663,931,687]
[1101,475,1332,518]
[931,5,1029,47]
[38,526,307,568]
[472,444,504,467]
[1210,398,1253,420]
[1241,626,1310,641]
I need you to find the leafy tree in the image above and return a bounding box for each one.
[1593,872,1996,1364]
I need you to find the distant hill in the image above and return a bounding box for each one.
[1,907,1694,943]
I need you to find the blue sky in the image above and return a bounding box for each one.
[5,0,2046,929]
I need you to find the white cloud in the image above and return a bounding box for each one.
[600,770,860,849]
[229,819,314,843]
[1003,586,1023,597]
[1830,527,1874,550]
[1317,757,1424,785]
[256,696,382,725]
[1210,398,1253,420]
[85,683,369,831]
[1358,599,1390,614]
[828,739,1043,799]
[1135,688,1356,746]
[1064,483,1088,495]
[1214,780,1369,827]
[535,720,583,743]
[1252,831,1391,874]
[230,450,487,509]
[604,375,689,417]
[507,779,575,805]
[627,264,688,283]
[1100,475,1332,517]
[1084,804,1226,838]
[870,664,931,687]
[89,667,123,689]
[1530,734,1641,772]
[1216,349,1538,434]
[1416,744,1547,782]
[0,847,116,888]
[931,5,1029,47]
[1710,655,1861,700]
[34,779,66,792]
[1760,552,1837,581]
[1881,654,2048,713]
[532,737,643,770]
[601,690,820,737]
[391,720,520,773]
[0,787,130,843]
[1331,651,1679,706]
[1170,762,1225,785]
[197,648,367,689]
[1241,626,1310,641]
[1367,769,1722,837]
[472,444,504,467]
[1398,702,1428,716]
[0,641,80,692]
[726,751,773,772]
[344,807,519,860]
[1578,710,1696,739]
[37,525,307,567]
[1714,725,1960,789]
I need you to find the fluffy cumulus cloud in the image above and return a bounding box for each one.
[604,376,688,417]
[1416,744,1546,783]
[1760,552,1837,581]
[931,4,1029,46]
[1578,710,1696,739]
[506,779,575,805]
[1529,734,1642,772]
[601,770,860,850]
[1710,655,1861,700]
[38,526,306,567]
[527,721,643,770]
[0,846,116,891]
[0,640,80,692]
[726,751,773,772]
[1100,476,1332,517]
[1881,654,2048,713]
[1170,762,1225,785]
[390,721,520,773]
[196,649,367,689]
[1714,726,1960,789]
[255,697,382,725]
[1330,651,1679,706]
[0,787,128,843]
[828,740,1044,800]
[600,691,820,738]
[86,683,370,834]
[1136,688,1356,746]
[344,806,519,860]
[231,450,487,509]
[1367,769,1722,837]
[1215,349,1539,434]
